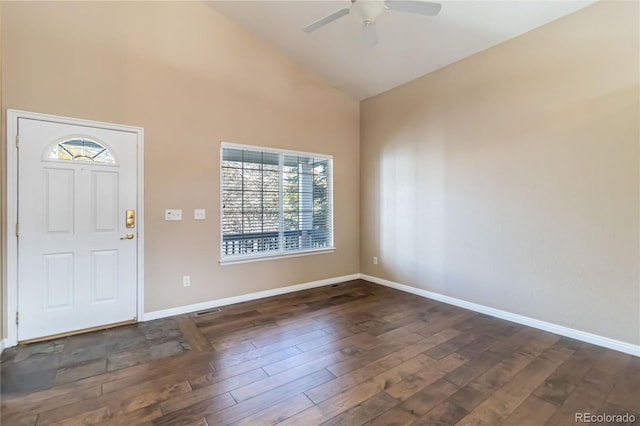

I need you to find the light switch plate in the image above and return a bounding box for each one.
[194,209,206,220]
[165,209,182,221]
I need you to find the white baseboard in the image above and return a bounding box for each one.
[10,271,637,357]
[360,274,640,357]
[0,338,7,354]
[143,273,361,321]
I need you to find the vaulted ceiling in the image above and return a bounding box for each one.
[207,0,597,100]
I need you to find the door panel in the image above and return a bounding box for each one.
[91,249,119,303]
[18,117,138,341]
[93,171,119,232]
[45,168,75,233]
[43,253,74,310]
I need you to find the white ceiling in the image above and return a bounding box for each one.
[207,0,597,100]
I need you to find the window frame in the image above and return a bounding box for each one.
[219,142,335,265]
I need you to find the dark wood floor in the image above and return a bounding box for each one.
[1,280,638,425]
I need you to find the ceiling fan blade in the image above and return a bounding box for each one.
[363,22,378,47]
[302,8,350,33]
[385,0,442,16]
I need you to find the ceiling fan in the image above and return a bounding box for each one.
[302,0,442,46]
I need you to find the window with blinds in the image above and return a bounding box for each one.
[220,144,334,263]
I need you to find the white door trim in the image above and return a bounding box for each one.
[6,109,145,347]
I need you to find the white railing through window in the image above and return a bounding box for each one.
[220,143,334,262]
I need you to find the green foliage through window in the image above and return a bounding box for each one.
[221,145,333,259]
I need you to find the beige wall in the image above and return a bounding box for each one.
[1,1,360,318]
[361,1,639,345]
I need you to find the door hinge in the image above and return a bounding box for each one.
[16,312,19,325]
[15,223,19,237]
[15,134,19,148]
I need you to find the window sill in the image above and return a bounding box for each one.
[219,247,336,266]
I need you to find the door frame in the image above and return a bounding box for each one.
[6,109,145,347]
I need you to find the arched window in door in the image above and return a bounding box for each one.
[48,137,116,164]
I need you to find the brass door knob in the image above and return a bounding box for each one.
[120,233,135,240]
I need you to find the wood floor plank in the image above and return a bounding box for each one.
[278,298,379,330]
[449,350,536,412]
[230,351,345,402]
[371,354,436,391]
[320,391,399,426]
[443,351,502,388]
[234,393,314,426]
[546,342,603,381]
[413,400,469,426]
[366,406,418,426]
[209,319,323,352]
[326,336,424,377]
[152,392,236,426]
[98,351,215,394]
[590,348,630,376]
[3,280,637,426]
[384,353,468,401]
[606,375,640,413]
[101,361,213,396]
[0,384,103,420]
[415,311,477,339]
[363,356,467,425]
[295,329,358,352]
[426,332,483,360]
[277,379,384,425]
[485,327,541,357]
[15,415,40,426]
[175,315,214,352]
[532,370,578,407]
[94,405,164,426]
[160,368,268,414]
[213,329,328,371]
[500,395,558,426]
[175,418,209,426]
[545,367,621,426]
[454,343,574,425]
[252,328,329,351]
[605,357,640,412]
[206,369,336,426]
[37,380,192,425]
[455,335,500,359]
[262,332,373,376]
[48,406,113,426]
[210,341,256,357]
[383,378,460,424]
[210,345,302,377]
[508,330,560,359]
[305,328,460,404]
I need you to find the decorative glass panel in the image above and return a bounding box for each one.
[49,138,116,164]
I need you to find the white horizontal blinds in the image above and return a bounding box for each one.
[221,145,332,259]
[282,154,332,251]
[221,148,280,255]
[314,158,332,248]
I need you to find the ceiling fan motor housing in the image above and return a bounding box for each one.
[350,0,386,25]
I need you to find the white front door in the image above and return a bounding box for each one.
[17,117,139,341]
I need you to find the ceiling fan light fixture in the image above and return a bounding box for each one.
[350,0,386,25]
[301,0,441,46]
